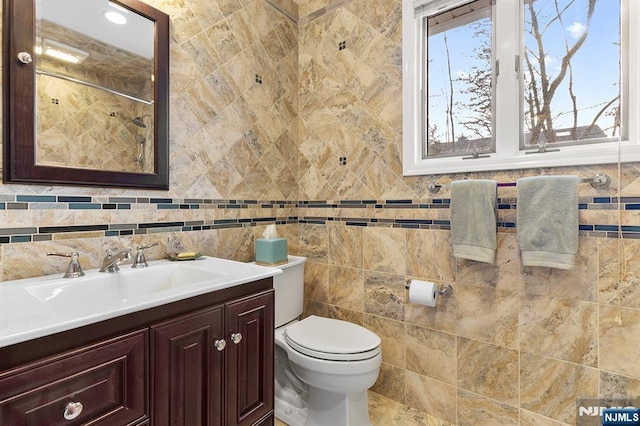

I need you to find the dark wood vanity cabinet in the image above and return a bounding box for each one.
[225,292,274,426]
[0,329,148,425]
[151,305,225,425]
[151,290,274,426]
[0,281,275,426]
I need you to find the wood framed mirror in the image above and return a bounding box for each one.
[3,0,169,189]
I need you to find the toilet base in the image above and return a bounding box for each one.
[275,339,308,426]
[305,388,372,426]
[274,394,307,426]
[275,388,373,426]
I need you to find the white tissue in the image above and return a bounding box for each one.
[408,280,437,307]
[263,224,278,239]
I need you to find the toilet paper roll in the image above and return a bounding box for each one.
[408,279,437,307]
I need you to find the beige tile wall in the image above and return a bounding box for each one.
[0,0,299,273]
[0,0,639,425]
[300,224,640,425]
[295,0,640,425]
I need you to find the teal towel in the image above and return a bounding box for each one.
[451,180,498,263]
[516,176,579,269]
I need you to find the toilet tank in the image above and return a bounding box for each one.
[271,255,306,327]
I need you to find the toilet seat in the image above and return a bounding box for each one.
[283,316,381,361]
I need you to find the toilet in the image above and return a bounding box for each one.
[269,255,382,426]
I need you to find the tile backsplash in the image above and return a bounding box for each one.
[1,0,639,425]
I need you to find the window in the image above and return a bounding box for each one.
[424,0,494,159]
[402,0,640,176]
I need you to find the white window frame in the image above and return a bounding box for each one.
[402,0,640,176]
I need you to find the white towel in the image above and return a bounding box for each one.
[516,175,579,269]
[450,180,497,263]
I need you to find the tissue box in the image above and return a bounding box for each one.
[255,238,288,265]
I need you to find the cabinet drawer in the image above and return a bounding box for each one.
[0,329,148,425]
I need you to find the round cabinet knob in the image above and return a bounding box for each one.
[63,401,83,420]
[231,333,242,344]
[214,339,226,351]
[17,52,33,64]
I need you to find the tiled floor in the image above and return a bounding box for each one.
[274,391,453,426]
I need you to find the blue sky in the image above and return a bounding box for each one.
[426,0,620,146]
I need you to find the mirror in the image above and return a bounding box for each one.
[3,0,169,189]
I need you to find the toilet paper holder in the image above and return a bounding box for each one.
[405,281,453,297]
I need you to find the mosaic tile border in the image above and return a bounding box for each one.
[0,195,296,210]
[0,195,639,244]
[297,217,640,239]
[0,218,299,244]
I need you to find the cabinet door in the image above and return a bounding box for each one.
[225,290,274,426]
[151,305,224,426]
[0,329,147,425]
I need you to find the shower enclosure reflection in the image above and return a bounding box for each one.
[35,0,155,174]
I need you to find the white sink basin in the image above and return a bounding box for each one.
[0,256,281,348]
[26,262,225,311]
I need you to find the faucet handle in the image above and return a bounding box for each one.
[100,248,131,273]
[132,243,159,269]
[102,248,118,260]
[47,252,85,278]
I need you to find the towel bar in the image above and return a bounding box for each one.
[426,173,610,194]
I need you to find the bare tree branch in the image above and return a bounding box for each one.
[541,0,577,34]
[585,95,620,138]
[554,0,578,140]
[543,0,596,115]
[444,32,456,143]
[456,21,492,139]
[525,0,597,144]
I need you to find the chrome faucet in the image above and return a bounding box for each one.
[99,249,132,272]
[47,251,85,278]
[131,243,159,268]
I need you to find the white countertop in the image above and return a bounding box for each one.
[0,256,281,349]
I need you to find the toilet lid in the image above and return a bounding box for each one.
[283,316,381,361]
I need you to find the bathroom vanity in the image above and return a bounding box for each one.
[0,257,278,425]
